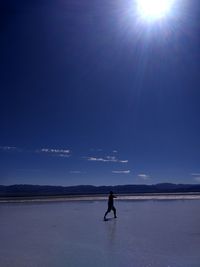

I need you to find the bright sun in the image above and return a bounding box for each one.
[136,0,175,21]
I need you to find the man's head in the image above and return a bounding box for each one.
[110,191,113,195]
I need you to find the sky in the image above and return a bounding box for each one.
[0,0,200,186]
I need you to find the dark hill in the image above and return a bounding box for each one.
[0,183,200,198]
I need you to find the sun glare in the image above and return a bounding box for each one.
[137,0,175,21]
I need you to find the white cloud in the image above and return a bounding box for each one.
[87,157,103,162]
[112,170,130,174]
[106,156,117,161]
[38,148,71,157]
[0,146,71,157]
[87,156,128,163]
[0,146,18,151]
[41,148,70,154]
[57,154,71,158]
[70,171,82,174]
[138,174,150,180]
[113,150,118,153]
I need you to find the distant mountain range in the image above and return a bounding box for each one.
[0,183,200,198]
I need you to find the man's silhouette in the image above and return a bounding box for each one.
[104,191,117,221]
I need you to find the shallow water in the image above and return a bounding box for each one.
[0,200,200,267]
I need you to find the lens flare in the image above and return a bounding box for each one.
[137,0,175,21]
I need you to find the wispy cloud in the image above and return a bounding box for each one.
[37,148,71,157]
[87,156,128,163]
[112,170,130,174]
[0,146,18,151]
[191,173,200,182]
[138,174,150,180]
[57,154,71,158]
[191,173,200,176]
[40,148,70,154]
[0,146,71,158]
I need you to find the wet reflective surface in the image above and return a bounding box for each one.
[0,200,200,267]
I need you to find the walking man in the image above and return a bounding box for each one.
[104,191,117,221]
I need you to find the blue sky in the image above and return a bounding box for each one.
[0,0,200,186]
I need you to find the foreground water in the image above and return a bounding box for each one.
[0,199,200,267]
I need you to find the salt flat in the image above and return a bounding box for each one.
[0,200,200,267]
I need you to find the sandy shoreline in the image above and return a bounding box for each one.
[1,192,200,203]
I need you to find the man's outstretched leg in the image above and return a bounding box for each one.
[104,207,111,220]
[112,206,117,218]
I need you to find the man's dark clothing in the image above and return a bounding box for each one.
[104,192,117,220]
